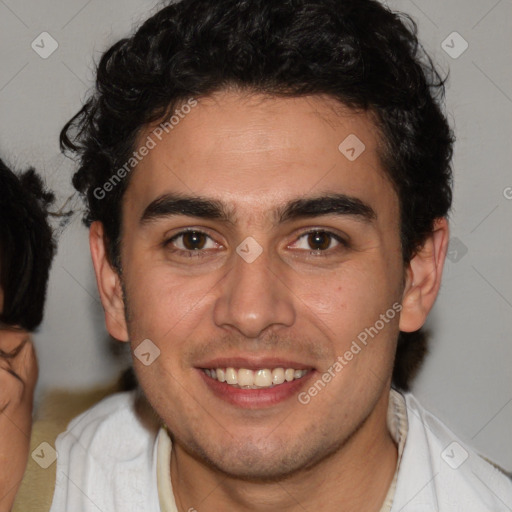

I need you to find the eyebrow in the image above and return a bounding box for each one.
[140,192,376,226]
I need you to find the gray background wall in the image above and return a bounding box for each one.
[0,0,510,469]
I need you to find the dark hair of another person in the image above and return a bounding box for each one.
[60,0,454,390]
[0,159,55,331]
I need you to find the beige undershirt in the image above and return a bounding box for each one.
[156,389,409,512]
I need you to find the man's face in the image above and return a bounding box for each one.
[117,91,406,479]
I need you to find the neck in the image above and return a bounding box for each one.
[170,390,398,512]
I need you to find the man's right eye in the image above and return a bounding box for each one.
[164,230,220,257]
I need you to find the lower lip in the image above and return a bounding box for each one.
[197,369,316,409]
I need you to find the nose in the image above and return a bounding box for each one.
[213,245,296,338]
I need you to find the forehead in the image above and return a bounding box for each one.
[123,91,397,226]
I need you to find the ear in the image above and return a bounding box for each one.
[89,221,129,342]
[399,217,449,333]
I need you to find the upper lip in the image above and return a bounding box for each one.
[195,356,314,371]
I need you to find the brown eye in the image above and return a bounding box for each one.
[307,231,332,251]
[289,229,348,257]
[181,231,208,250]
[164,229,219,257]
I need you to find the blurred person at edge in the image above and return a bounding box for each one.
[46,0,512,511]
[0,159,55,512]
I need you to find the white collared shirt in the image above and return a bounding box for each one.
[49,389,512,511]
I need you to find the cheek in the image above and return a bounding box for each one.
[126,264,185,319]
[124,265,216,364]
[303,260,397,314]
[299,261,402,355]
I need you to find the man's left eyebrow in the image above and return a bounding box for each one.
[276,193,376,224]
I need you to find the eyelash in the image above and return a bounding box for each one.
[163,228,349,259]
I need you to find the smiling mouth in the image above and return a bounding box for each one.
[201,367,310,389]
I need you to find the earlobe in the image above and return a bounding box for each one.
[89,221,129,342]
[399,217,449,333]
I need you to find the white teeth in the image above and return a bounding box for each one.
[203,367,308,388]
[225,367,238,385]
[254,369,272,387]
[272,368,285,385]
[238,369,254,387]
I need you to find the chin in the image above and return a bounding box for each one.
[207,454,309,483]
[183,433,342,483]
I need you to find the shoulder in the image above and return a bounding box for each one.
[57,391,149,454]
[392,391,512,511]
[13,381,122,512]
[49,391,161,512]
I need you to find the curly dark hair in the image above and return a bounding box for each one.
[61,0,454,390]
[0,159,56,331]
